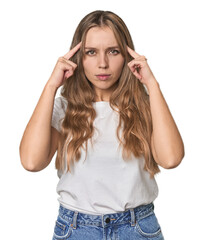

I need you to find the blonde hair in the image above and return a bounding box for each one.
[56,10,160,177]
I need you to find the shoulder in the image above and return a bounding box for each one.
[51,96,68,132]
[54,96,68,113]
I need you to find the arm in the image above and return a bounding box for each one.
[19,83,59,172]
[127,46,185,169]
[19,42,81,172]
[148,78,185,169]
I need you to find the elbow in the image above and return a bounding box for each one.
[160,139,185,169]
[19,147,43,172]
[19,145,34,172]
[162,148,185,169]
[19,142,50,172]
[20,157,46,172]
[20,152,39,172]
[162,157,182,169]
[20,159,38,172]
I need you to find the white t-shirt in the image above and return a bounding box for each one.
[51,96,158,215]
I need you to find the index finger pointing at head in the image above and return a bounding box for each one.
[64,41,82,60]
[127,46,141,59]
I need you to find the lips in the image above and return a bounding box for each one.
[96,74,111,81]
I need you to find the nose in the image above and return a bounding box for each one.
[98,53,109,69]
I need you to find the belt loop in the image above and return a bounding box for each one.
[101,214,104,228]
[71,211,78,229]
[130,208,136,227]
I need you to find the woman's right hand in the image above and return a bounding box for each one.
[47,42,81,89]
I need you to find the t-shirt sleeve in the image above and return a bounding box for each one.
[51,96,68,133]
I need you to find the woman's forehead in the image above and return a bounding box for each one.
[84,26,118,47]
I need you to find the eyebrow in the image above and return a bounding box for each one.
[84,46,120,50]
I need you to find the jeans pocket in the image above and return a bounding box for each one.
[53,216,73,240]
[135,211,162,238]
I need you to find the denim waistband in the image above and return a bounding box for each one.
[58,203,154,229]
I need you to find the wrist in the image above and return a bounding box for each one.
[146,77,160,94]
[45,81,58,94]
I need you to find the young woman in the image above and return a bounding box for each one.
[19,10,184,240]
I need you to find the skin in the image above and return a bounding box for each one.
[82,26,125,102]
[126,47,184,168]
[20,22,184,172]
[82,27,184,168]
[19,42,81,171]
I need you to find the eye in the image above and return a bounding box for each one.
[85,50,96,55]
[109,49,120,55]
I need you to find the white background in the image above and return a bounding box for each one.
[0,0,203,239]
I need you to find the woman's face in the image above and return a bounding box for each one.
[82,26,125,101]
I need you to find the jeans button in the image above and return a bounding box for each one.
[105,217,110,223]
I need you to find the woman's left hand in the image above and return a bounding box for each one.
[127,46,156,88]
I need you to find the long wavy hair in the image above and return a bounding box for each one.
[55,10,160,177]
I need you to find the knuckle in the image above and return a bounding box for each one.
[71,66,76,73]
[141,55,146,60]
[69,70,74,76]
[69,63,77,71]
[56,57,66,69]
[58,62,64,69]
[58,57,64,62]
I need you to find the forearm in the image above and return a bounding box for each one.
[19,81,57,171]
[147,78,184,168]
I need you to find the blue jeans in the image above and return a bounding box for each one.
[52,202,164,240]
